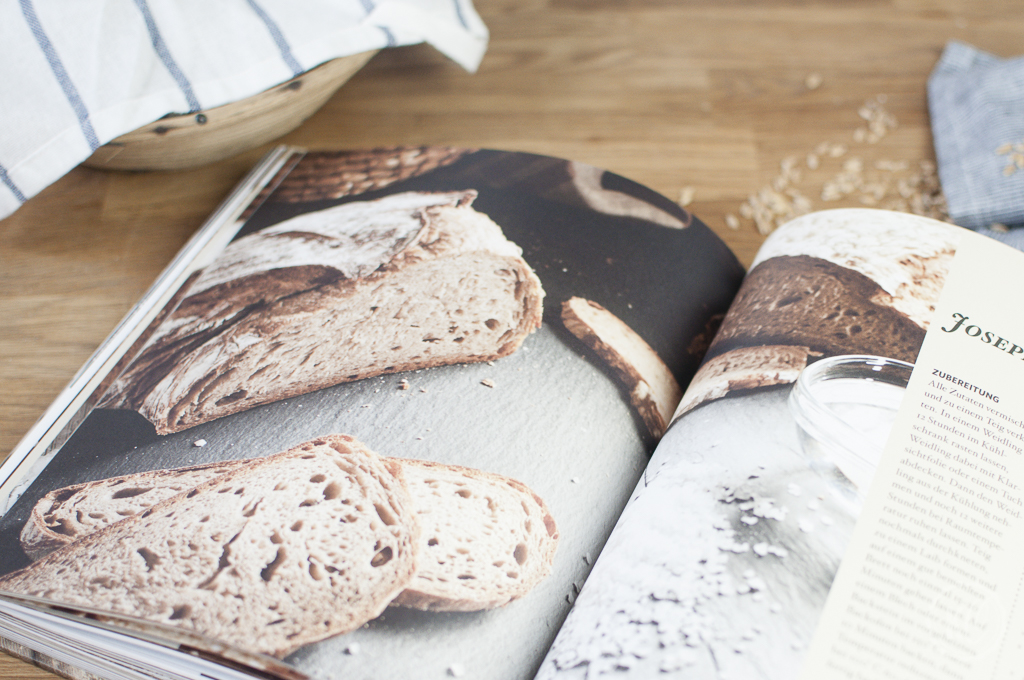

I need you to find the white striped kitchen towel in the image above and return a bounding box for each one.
[0,0,488,220]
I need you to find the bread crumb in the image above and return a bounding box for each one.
[193,439,207,447]
[398,379,410,390]
[481,379,495,388]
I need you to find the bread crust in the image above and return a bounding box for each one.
[561,297,681,438]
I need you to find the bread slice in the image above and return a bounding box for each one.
[388,459,559,611]
[1,435,419,658]
[561,297,682,439]
[673,345,820,418]
[22,457,559,613]
[98,190,544,434]
[19,460,247,561]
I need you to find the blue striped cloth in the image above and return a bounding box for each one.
[0,0,488,220]
[928,41,1024,235]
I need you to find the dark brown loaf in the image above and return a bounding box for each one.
[98,190,544,434]
[0,435,419,658]
[706,254,925,364]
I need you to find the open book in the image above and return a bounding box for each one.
[1,146,1021,680]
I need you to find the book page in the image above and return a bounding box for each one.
[800,230,1024,679]
[538,208,972,679]
[0,148,744,679]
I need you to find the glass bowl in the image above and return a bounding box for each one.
[788,354,913,512]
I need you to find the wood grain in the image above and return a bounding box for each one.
[3,0,1024,677]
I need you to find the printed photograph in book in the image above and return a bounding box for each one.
[0,148,744,679]
[539,208,965,679]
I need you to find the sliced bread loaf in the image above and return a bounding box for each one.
[389,458,559,612]
[22,456,560,613]
[1,435,419,658]
[98,190,544,434]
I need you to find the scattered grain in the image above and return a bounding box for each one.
[732,94,948,234]
[678,186,696,207]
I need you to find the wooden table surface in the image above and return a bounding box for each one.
[2,1,1023,677]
